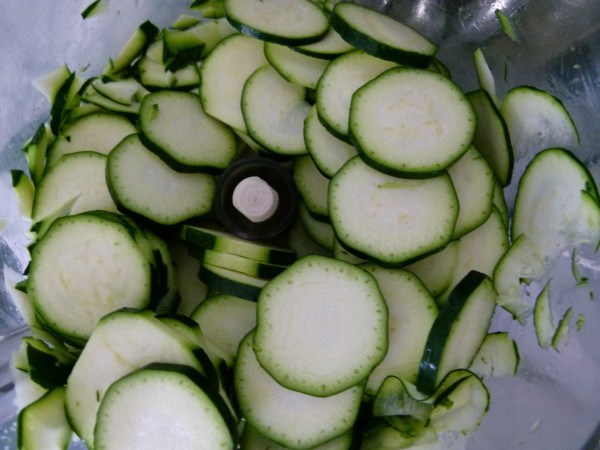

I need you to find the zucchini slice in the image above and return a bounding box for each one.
[329,156,458,265]
[500,86,579,159]
[349,67,475,177]
[427,370,490,434]
[28,213,152,346]
[199,262,269,302]
[94,364,235,449]
[32,152,117,224]
[241,64,310,156]
[139,90,237,172]
[360,264,438,395]
[180,224,297,265]
[469,332,520,378]
[264,41,329,90]
[303,105,357,178]
[199,33,268,133]
[467,89,514,186]
[534,281,554,349]
[65,309,212,447]
[293,27,355,60]
[315,49,397,140]
[438,206,509,305]
[46,112,136,167]
[224,0,329,46]
[403,240,460,298]
[191,293,257,366]
[329,2,436,67]
[298,201,335,251]
[106,134,216,226]
[197,248,288,279]
[17,387,72,450]
[253,255,388,397]
[417,271,497,394]
[293,155,331,219]
[235,332,363,449]
[446,146,495,239]
[512,148,600,247]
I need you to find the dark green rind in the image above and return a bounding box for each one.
[180,225,297,266]
[224,2,329,47]
[329,5,435,68]
[198,265,264,302]
[467,89,514,187]
[416,270,490,394]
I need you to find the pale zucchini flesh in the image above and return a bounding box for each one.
[329,156,459,265]
[253,255,388,397]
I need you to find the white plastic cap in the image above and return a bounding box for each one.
[232,176,279,223]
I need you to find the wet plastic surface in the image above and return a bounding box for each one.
[1,1,600,448]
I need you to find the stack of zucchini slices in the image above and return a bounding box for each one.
[10,0,600,449]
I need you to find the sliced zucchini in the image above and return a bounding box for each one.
[197,248,288,279]
[164,17,238,58]
[298,201,335,251]
[493,234,543,320]
[447,146,495,238]
[139,90,237,172]
[417,271,496,394]
[437,206,509,305]
[242,64,310,156]
[199,262,269,302]
[315,50,397,139]
[552,307,574,351]
[80,83,142,115]
[11,170,35,222]
[264,41,329,90]
[403,240,460,298]
[191,293,257,366]
[500,86,579,159]
[21,123,52,185]
[91,78,148,106]
[94,364,235,449]
[329,2,436,67]
[65,309,210,446]
[180,224,297,265]
[473,48,498,106]
[467,89,513,186]
[349,67,475,177]
[469,332,520,379]
[253,255,388,397]
[427,370,489,434]
[224,0,329,46]
[293,155,331,219]
[17,387,72,450]
[199,33,268,133]
[360,264,438,395]
[329,156,458,265]
[32,152,117,224]
[303,105,357,178]
[534,281,554,349]
[102,20,159,76]
[46,112,137,167]
[170,241,209,316]
[293,27,355,59]
[512,148,600,248]
[235,332,363,449]
[240,425,354,449]
[106,134,216,225]
[28,213,152,346]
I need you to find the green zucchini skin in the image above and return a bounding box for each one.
[329,3,436,68]
[417,270,496,394]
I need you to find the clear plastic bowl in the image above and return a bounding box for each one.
[1,1,600,448]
